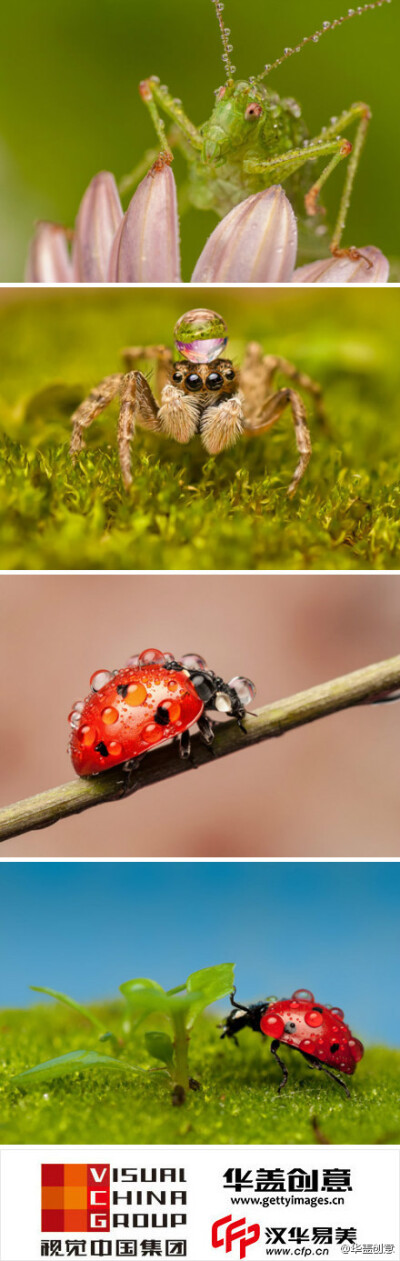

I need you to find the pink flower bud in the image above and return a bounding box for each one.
[191,187,297,282]
[108,158,181,282]
[72,172,123,281]
[25,222,72,283]
[293,247,389,284]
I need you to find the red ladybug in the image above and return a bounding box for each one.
[221,988,364,1097]
[69,648,256,776]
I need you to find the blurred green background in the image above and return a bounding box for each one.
[0,0,398,280]
[1,285,400,570]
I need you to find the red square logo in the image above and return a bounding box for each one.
[41,1164,110,1232]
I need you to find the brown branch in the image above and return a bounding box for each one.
[1,653,400,842]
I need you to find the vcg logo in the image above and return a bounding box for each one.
[41,1164,110,1232]
[212,1214,260,1259]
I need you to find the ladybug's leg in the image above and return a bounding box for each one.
[118,371,160,489]
[315,1061,351,1099]
[119,754,145,796]
[270,1039,289,1094]
[177,729,191,760]
[197,714,216,757]
[302,1053,351,1099]
[70,374,124,458]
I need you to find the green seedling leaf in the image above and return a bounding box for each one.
[30,986,108,1034]
[145,1032,174,1065]
[120,978,170,1015]
[185,962,235,1028]
[12,1049,143,1088]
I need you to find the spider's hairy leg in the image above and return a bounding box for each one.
[118,371,160,490]
[244,387,311,498]
[242,343,327,432]
[121,345,174,395]
[70,374,124,458]
[200,394,245,456]
[158,383,200,444]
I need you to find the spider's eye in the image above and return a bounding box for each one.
[245,102,263,120]
[225,369,235,381]
[172,370,183,383]
[206,371,223,390]
[186,373,202,392]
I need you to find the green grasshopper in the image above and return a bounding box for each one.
[121,0,391,262]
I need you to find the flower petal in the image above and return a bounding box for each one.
[72,171,123,281]
[25,222,72,283]
[191,187,297,282]
[293,247,389,285]
[108,158,181,282]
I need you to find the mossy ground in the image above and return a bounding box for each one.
[1,1002,399,1145]
[1,288,400,571]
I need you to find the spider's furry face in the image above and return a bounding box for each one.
[169,358,238,410]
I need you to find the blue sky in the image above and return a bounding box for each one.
[0,862,398,1046]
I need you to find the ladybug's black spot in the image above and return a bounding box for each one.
[330,1043,340,1053]
[312,1006,323,1013]
[95,741,109,757]
[154,705,170,726]
[117,684,129,699]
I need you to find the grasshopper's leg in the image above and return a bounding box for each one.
[139,77,203,158]
[303,103,371,255]
[241,343,325,428]
[70,374,124,457]
[119,125,197,200]
[117,371,160,490]
[243,387,311,498]
[244,135,353,189]
[120,345,173,396]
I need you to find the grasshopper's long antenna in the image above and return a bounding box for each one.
[256,0,391,83]
[211,0,236,80]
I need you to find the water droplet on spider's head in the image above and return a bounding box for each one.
[174,309,228,364]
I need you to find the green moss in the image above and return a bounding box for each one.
[1,1002,399,1145]
[1,288,400,570]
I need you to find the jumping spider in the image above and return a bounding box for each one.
[70,308,324,495]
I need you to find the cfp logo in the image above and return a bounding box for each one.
[212,1215,260,1259]
[41,1164,110,1233]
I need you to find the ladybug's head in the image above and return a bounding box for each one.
[176,654,256,720]
[220,989,273,1040]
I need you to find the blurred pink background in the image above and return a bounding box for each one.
[1,573,399,858]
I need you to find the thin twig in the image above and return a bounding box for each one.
[1,653,400,843]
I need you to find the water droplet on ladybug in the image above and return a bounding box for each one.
[125,682,147,707]
[77,725,96,747]
[90,670,112,692]
[180,653,208,669]
[174,309,228,364]
[299,1038,314,1053]
[138,648,166,665]
[163,700,181,723]
[348,1038,364,1062]
[72,700,84,713]
[305,1008,324,1028]
[125,654,139,667]
[68,710,83,729]
[141,722,164,745]
[331,1007,344,1020]
[260,1012,285,1038]
[109,741,123,758]
[292,989,314,1003]
[229,676,256,704]
[101,706,118,725]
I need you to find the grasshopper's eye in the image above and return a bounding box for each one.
[172,370,183,383]
[206,371,223,390]
[186,373,202,392]
[245,103,263,120]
